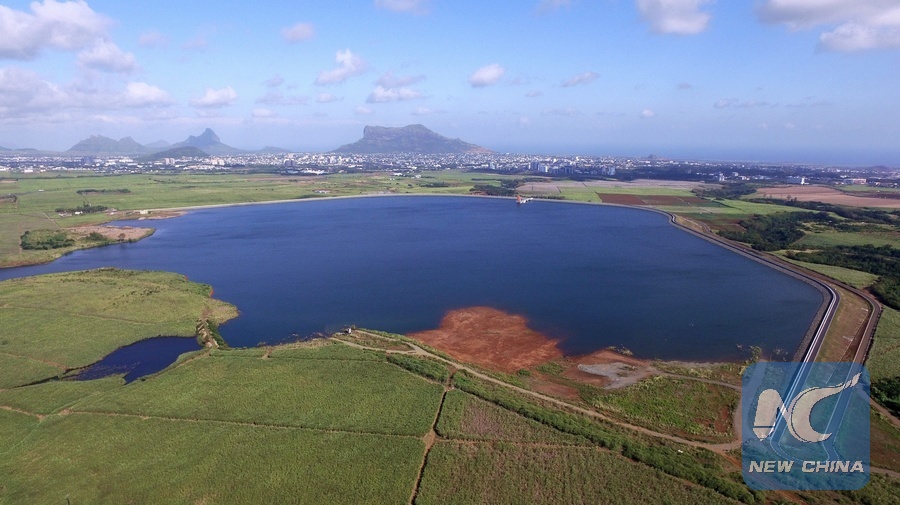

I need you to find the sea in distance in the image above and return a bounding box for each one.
[0,196,824,374]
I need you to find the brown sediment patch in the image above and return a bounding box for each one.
[411,307,656,391]
[409,307,563,373]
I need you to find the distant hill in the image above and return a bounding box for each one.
[332,124,491,154]
[145,140,170,149]
[169,128,243,155]
[0,146,8,151]
[140,146,209,161]
[67,135,151,155]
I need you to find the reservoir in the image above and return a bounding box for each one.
[0,196,824,362]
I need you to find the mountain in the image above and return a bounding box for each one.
[0,146,9,151]
[145,140,171,149]
[67,135,151,155]
[332,124,491,154]
[169,128,243,155]
[140,146,209,161]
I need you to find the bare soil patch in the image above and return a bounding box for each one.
[410,307,563,373]
[595,193,645,205]
[70,225,152,241]
[754,185,900,209]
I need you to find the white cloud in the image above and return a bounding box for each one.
[138,30,169,48]
[256,91,308,106]
[0,67,173,122]
[122,82,171,107]
[355,106,374,115]
[375,0,429,14]
[758,1,900,52]
[376,71,425,88]
[641,108,656,118]
[315,49,368,85]
[190,87,238,108]
[282,22,315,42]
[0,0,110,60]
[561,71,598,87]
[469,63,506,87]
[0,67,67,114]
[636,0,713,35]
[366,85,424,103]
[316,93,342,103]
[77,39,136,73]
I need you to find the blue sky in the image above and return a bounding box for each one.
[1,0,899,164]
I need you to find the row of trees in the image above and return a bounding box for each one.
[54,204,109,214]
[717,212,835,251]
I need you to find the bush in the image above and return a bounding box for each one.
[20,230,75,250]
[871,377,900,417]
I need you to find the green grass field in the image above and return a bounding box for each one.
[868,307,900,381]
[0,377,122,415]
[0,353,62,389]
[416,442,735,505]
[586,376,738,442]
[0,414,424,505]
[0,269,237,374]
[75,347,443,436]
[0,408,38,454]
[435,390,590,445]
[796,230,900,249]
[775,254,880,288]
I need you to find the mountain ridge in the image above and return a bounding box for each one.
[65,129,242,156]
[332,124,490,154]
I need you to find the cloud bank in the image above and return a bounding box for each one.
[758,1,900,52]
[0,0,110,60]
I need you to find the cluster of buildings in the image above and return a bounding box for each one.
[1,152,896,188]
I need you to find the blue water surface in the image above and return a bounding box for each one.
[0,196,824,364]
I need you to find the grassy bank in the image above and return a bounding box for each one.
[0,269,236,386]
